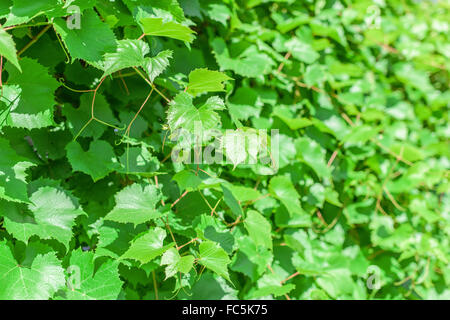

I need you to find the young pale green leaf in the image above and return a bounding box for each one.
[244,210,272,250]
[269,176,306,217]
[285,38,319,64]
[0,28,21,71]
[66,140,120,182]
[167,92,225,134]
[172,170,203,192]
[140,17,195,43]
[161,247,195,279]
[143,50,173,82]
[99,39,150,77]
[0,242,65,299]
[186,68,232,96]
[198,240,231,283]
[295,138,331,179]
[121,227,174,264]
[105,184,162,226]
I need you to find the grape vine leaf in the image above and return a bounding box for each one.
[105,184,162,226]
[0,137,35,203]
[5,0,58,26]
[53,9,117,63]
[198,240,231,283]
[143,50,173,82]
[244,210,272,250]
[0,28,21,71]
[140,17,195,43]
[0,241,65,300]
[5,57,58,117]
[2,186,85,249]
[186,68,232,96]
[121,227,174,264]
[211,38,275,77]
[269,176,307,217]
[58,249,123,300]
[98,39,149,77]
[63,93,118,140]
[160,247,195,279]
[167,92,225,133]
[66,140,120,182]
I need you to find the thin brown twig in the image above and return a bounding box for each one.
[277,51,291,73]
[281,271,300,284]
[177,238,199,251]
[267,264,291,300]
[171,190,189,208]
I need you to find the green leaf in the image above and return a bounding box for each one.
[105,184,162,226]
[3,58,58,124]
[59,249,123,300]
[269,176,305,216]
[143,50,173,82]
[0,28,20,71]
[5,0,58,26]
[211,38,275,77]
[167,92,225,133]
[121,227,174,264]
[186,68,232,96]
[140,17,195,43]
[198,240,231,282]
[228,185,262,202]
[343,125,379,144]
[272,106,312,130]
[227,86,263,121]
[0,241,65,299]
[285,38,319,64]
[63,93,118,140]
[221,184,243,217]
[99,39,149,77]
[2,186,85,249]
[66,140,119,182]
[161,247,195,279]
[295,137,331,179]
[54,9,117,63]
[0,137,34,203]
[244,210,272,250]
[172,170,203,192]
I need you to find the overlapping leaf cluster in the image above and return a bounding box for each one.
[0,0,449,300]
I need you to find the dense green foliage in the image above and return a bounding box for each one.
[0,0,449,300]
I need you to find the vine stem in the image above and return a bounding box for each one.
[177,238,199,251]
[171,190,189,208]
[267,264,291,300]
[73,77,124,141]
[281,271,300,284]
[3,22,51,31]
[132,67,171,103]
[18,25,52,56]
[125,88,153,137]
[122,88,154,172]
[152,271,159,300]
